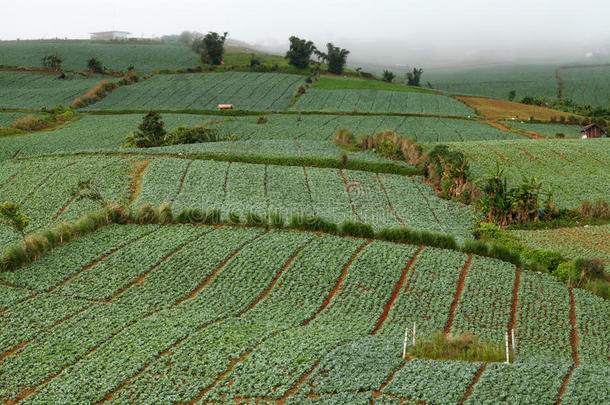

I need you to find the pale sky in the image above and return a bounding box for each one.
[2,0,609,66]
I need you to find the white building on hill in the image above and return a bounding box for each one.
[90,31,131,40]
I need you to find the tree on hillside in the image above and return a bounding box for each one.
[41,54,62,72]
[382,70,395,83]
[193,32,228,65]
[508,90,516,101]
[0,202,29,251]
[285,36,317,69]
[87,57,104,78]
[179,31,203,45]
[406,67,424,86]
[125,111,167,147]
[323,43,350,75]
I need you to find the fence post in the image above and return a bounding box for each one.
[403,327,409,359]
[412,322,416,346]
[505,332,510,364]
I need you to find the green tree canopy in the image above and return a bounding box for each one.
[285,36,317,69]
[0,202,29,250]
[406,67,424,86]
[324,43,350,75]
[194,31,228,65]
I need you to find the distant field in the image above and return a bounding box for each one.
[506,121,582,138]
[0,156,134,247]
[133,158,475,238]
[449,139,610,208]
[455,96,581,121]
[84,72,305,111]
[426,63,559,101]
[560,65,610,107]
[314,75,436,94]
[0,71,109,109]
[0,40,199,72]
[0,111,43,127]
[511,225,610,263]
[292,89,476,116]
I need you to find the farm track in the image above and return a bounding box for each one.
[371,246,424,334]
[444,255,472,334]
[376,173,406,226]
[302,242,368,326]
[555,288,580,405]
[128,160,151,204]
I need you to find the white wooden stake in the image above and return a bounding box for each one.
[505,332,510,364]
[403,327,409,359]
[511,329,516,356]
[412,322,416,346]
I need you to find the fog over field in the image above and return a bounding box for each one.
[3,0,609,67]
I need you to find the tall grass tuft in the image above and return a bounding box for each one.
[270,211,284,228]
[134,205,159,224]
[406,331,507,362]
[158,202,173,224]
[340,220,375,239]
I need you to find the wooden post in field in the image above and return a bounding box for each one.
[505,332,510,364]
[511,329,516,357]
[403,327,409,359]
[412,322,416,346]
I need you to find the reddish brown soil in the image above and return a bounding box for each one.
[444,255,472,334]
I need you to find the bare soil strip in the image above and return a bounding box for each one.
[372,246,424,334]
[444,254,472,334]
[555,288,580,405]
[302,242,368,326]
[410,177,441,225]
[562,228,610,255]
[171,159,194,204]
[459,363,487,405]
[128,160,150,204]
[373,359,408,399]
[302,166,316,214]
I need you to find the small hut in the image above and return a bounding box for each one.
[580,123,605,139]
[218,104,234,110]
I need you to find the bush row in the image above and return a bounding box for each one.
[0,106,77,137]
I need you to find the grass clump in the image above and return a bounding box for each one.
[407,331,507,363]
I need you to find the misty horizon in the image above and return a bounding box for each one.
[2,0,610,68]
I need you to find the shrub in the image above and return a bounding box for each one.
[159,202,173,224]
[382,70,395,83]
[489,244,521,266]
[555,262,578,284]
[134,205,159,224]
[169,125,219,144]
[523,249,564,273]
[339,151,348,167]
[555,132,565,138]
[257,116,268,124]
[290,214,338,234]
[125,111,167,147]
[228,211,241,224]
[245,211,266,226]
[333,128,357,147]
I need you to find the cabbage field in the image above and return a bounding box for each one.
[83,72,306,111]
[132,158,475,239]
[449,138,610,209]
[511,224,610,263]
[291,89,476,116]
[0,225,606,404]
[0,40,200,73]
[0,71,110,109]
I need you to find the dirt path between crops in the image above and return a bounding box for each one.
[445,255,472,334]
[555,288,580,405]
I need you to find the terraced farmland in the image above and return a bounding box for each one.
[291,89,476,116]
[83,72,305,111]
[0,40,200,73]
[511,224,610,263]
[132,158,475,239]
[0,225,606,404]
[0,156,134,246]
[0,111,44,127]
[0,71,111,109]
[449,138,610,209]
[560,64,610,107]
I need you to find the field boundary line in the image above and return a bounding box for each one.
[173,229,269,307]
[376,173,406,226]
[459,363,486,404]
[339,169,360,220]
[373,359,409,398]
[302,242,368,326]
[171,159,194,205]
[371,246,424,334]
[104,229,213,303]
[301,166,316,215]
[128,159,151,204]
[242,238,314,313]
[410,177,441,225]
[21,161,77,205]
[221,161,232,204]
[555,287,580,405]
[444,254,472,334]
